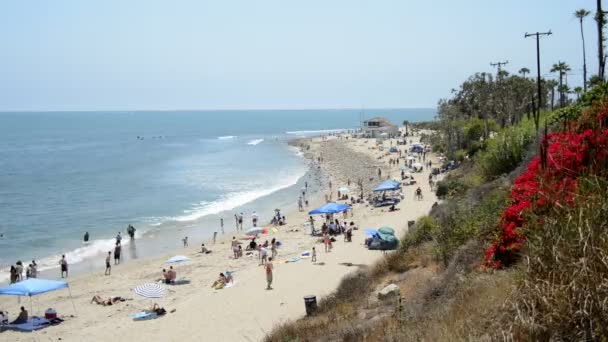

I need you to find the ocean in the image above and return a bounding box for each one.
[0,108,435,277]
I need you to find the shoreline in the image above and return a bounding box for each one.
[0,132,440,341]
[0,138,321,285]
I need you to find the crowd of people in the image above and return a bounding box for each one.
[8,260,38,284]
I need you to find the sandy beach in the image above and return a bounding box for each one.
[0,133,439,342]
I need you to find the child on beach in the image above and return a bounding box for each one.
[105,251,111,275]
[311,247,317,263]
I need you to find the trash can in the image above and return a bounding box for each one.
[303,295,317,316]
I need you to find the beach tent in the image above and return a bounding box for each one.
[373,179,401,192]
[308,202,351,215]
[0,278,76,331]
[389,147,398,153]
[368,226,399,251]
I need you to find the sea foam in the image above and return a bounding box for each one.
[247,139,264,145]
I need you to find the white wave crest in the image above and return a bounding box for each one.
[172,169,306,222]
[218,136,236,140]
[285,128,350,136]
[247,139,264,145]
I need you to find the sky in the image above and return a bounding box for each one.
[0,0,601,111]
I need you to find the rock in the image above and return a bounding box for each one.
[377,283,400,300]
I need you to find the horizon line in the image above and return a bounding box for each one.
[0,106,436,113]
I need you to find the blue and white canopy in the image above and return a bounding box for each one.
[373,179,401,192]
[0,278,68,297]
[308,202,351,215]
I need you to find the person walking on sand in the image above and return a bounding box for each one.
[114,242,121,265]
[265,257,274,290]
[231,237,239,259]
[311,247,317,263]
[220,218,224,234]
[105,251,111,275]
[238,213,244,230]
[378,168,382,180]
[298,196,303,211]
[260,245,268,265]
[234,214,239,230]
[271,238,277,259]
[182,236,188,247]
[59,255,68,278]
[252,211,258,227]
[324,233,330,252]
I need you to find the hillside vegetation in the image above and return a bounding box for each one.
[266,82,608,341]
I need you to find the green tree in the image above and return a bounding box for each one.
[519,67,530,78]
[576,9,592,92]
[551,61,572,107]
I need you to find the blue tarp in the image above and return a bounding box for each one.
[0,278,68,296]
[364,228,378,236]
[373,179,401,192]
[308,202,351,214]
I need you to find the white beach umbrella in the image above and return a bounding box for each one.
[246,227,264,236]
[166,255,190,263]
[134,283,165,298]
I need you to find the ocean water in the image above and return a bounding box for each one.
[0,108,435,276]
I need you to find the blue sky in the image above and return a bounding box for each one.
[0,0,600,111]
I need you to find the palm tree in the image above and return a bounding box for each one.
[402,120,409,136]
[551,61,571,107]
[574,86,583,100]
[576,9,591,92]
[519,67,530,78]
[596,0,606,82]
[546,79,559,111]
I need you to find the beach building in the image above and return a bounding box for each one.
[362,117,399,138]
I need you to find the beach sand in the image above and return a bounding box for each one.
[0,133,439,341]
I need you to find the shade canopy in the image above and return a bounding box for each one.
[166,255,190,263]
[0,278,68,297]
[373,179,401,192]
[308,202,351,215]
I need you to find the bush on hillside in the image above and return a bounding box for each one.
[510,177,608,340]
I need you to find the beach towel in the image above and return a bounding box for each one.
[5,317,51,332]
[130,312,161,321]
[286,257,300,263]
[171,278,191,285]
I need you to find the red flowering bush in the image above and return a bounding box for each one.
[485,105,608,268]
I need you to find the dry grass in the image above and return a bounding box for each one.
[506,177,608,340]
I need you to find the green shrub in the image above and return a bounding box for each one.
[436,181,449,198]
[475,117,536,180]
[454,150,467,162]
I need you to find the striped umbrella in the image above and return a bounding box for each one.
[134,283,165,298]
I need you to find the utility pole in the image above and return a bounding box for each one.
[490,61,509,79]
[525,30,552,133]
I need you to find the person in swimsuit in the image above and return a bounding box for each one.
[105,251,111,275]
[265,258,274,290]
[59,255,68,278]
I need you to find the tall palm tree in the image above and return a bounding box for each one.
[576,9,591,91]
[519,67,530,78]
[546,79,559,111]
[574,86,583,100]
[551,61,572,107]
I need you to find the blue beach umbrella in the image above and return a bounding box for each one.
[364,228,378,236]
[308,202,351,215]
